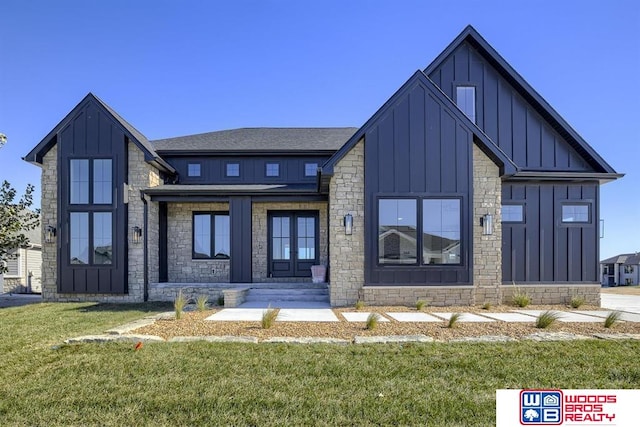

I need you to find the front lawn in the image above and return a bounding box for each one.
[0,303,638,426]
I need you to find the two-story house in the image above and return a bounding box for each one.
[601,253,640,286]
[24,26,621,307]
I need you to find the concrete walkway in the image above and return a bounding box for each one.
[0,293,42,308]
[601,293,640,314]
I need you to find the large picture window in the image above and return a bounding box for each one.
[423,199,461,265]
[378,197,462,266]
[378,199,417,264]
[69,212,112,265]
[193,212,230,259]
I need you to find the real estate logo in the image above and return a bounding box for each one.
[520,390,563,425]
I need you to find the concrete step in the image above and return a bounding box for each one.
[249,282,328,290]
[245,288,329,303]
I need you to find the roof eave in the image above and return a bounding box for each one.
[507,171,624,184]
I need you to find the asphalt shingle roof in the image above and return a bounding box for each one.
[151,127,358,152]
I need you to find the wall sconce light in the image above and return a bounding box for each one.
[343,213,353,235]
[45,225,57,243]
[480,214,493,235]
[132,226,143,244]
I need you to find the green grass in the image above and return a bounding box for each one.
[1,303,639,426]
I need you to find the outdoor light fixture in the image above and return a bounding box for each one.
[45,225,56,243]
[132,226,143,244]
[480,214,493,236]
[343,213,353,235]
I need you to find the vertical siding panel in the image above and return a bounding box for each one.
[439,57,455,99]
[512,226,526,282]
[554,185,568,281]
[541,125,555,168]
[72,113,86,155]
[394,97,411,192]
[482,66,498,142]
[455,126,469,192]
[526,111,541,168]
[86,269,99,293]
[469,52,484,126]
[73,269,87,293]
[86,105,99,155]
[539,185,554,281]
[425,95,441,192]
[440,110,457,193]
[497,81,513,158]
[554,136,570,168]
[378,113,395,193]
[409,86,426,193]
[453,44,469,81]
[511,98,527,166]
[525,185,540,281]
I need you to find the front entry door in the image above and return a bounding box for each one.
[268,211,318,277]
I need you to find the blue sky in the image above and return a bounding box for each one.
[0,0,638,259]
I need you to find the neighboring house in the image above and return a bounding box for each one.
[23,26,621,306]
[600,253,640,286]
[1,224,42,294]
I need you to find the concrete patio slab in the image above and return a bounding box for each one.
[276,309,339,322]
[573,310,640,322]
[479,312,537,322]
[430,312,495,322]
[342,312,390,322]
[206,309,267,322]
[601,294,640,315]
[385,312,442,322]
[512,310,603,322]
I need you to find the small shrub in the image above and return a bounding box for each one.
[366,313,379,330]
[604,311,622,328]
[448,313,462,328]
[570,295,586,309]
[261,307,278,329]
[174,291,187,320]
[482,302,492,310]
[536,310,560,329]
[512,290,531,308]
[196,295,208,312]
[416,300,426,311]
[217,294,224,306]
[355,300,365,310]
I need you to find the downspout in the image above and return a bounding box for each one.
[140,190,149,302]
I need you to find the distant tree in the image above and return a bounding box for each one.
[0,181,40,274]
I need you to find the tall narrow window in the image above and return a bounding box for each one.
[456,86,476,123]
[271,216,291,260]
[70,212,89,265]
[70,159,89,204]
[297,217,316,260]
[93,212,113,265]
[214,215,230,258]
[193,214,212,258]
[93,159,112,204]
[378,199,417,264]
[423,199,461,265]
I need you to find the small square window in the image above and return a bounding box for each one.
[266,163,280,177]
[501,204,524,222]
[188,163,201,177]
[226,163,240,177]
[456,86,476,123]
[304,163,318,177]
[562,204,590,223]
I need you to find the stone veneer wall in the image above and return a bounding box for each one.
[252,202,328,282]
[328,139,365,306]
[501,284,601,306]
[40,145,58,301]
[166,202,230,282]
[471,143,502,305]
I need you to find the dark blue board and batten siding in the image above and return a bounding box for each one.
[364,82,473,286]
[428,41,594,172]
[502,182,599,283]
[58,101,128,294]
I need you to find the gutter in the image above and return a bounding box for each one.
[140,190,149,302]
